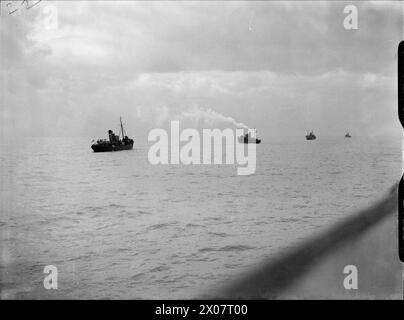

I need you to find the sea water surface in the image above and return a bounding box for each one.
[0,136,401,299]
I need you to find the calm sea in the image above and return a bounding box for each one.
[0,136,401,299]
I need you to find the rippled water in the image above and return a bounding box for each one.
[0,136,401,299]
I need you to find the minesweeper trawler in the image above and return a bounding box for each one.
[238,129,261,144]
[305,130,316,140]
[91,117,134,152]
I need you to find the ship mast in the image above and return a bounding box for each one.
[120,117,125,140]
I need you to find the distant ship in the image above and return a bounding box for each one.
[238,129,261,144]
[91,117,134,152]
[305,130,316,140]
[345,133,351,138]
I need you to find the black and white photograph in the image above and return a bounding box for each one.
[1,0,403,303]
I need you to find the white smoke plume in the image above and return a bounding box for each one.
[177,106,249,129]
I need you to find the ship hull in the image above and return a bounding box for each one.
[238,137,261,144]
[305,134,316,140]
[91,142,133,152]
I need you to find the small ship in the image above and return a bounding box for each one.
[345,133,351,138]
[305,130,316,140]
[91,117,134,152]
[238,129,261,144]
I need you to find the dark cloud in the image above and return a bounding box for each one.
[1,1,402,138]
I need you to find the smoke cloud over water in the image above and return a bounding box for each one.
[177,106,249,129]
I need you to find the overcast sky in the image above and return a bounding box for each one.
[1,1,403,139]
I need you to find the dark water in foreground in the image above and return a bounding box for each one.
[0,136,401,299]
